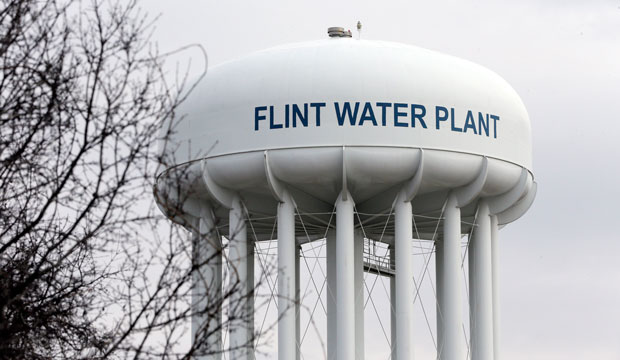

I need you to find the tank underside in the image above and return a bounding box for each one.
[155,146,535,242]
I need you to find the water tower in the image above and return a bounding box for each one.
[155,26,536,360]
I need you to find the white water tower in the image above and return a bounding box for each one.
[155,27,536,360]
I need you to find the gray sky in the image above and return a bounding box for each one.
[146,1,620,358]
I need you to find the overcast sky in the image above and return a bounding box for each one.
[145,1,620,359]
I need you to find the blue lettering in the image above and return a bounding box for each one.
[293,104,308,127]
[310,102,326,126]
[490,115,500,138]
[335,102,360,126]
[478,113,489,137]
[256,103,498,136]
[359,102,377,126]
[435,106,449,129]
[450,108,462,132]
[254,106,267,131]
[393,103,408,127]
[411,104,427,128]
[463,110,477,134]
[285,104,290,128]
[376,102,392,126]
[269,105,282,129]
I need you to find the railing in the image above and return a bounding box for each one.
[362,237,394,277]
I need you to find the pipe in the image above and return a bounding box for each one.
[296,243,301,360]
[435,236,444,358]
[193,208,222,360]
[326,230,337,360]
[354,230,365,360]
[395,193,414,360]
[390,245,397,360]
[229,196,254,360]
[278,191,297,360]
[439,193,465,360]
[491,215,500,360]
[469,200,493,360]
[336,190,355,360]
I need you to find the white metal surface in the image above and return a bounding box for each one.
[326,230,337,360]
[277,191,297,360]
[192,209,222,360]
[438,194,465,360]
[229,197,254,360]
[295,243,300,360]
[336,191,355,360]
[390,245,397,360]
[394,193,414,360]
[354,230,365,360]
[168,40,532,171]
[435,235,444,360]
[491,215,501,360]
[153,36,537,360]
[469,201,493,360]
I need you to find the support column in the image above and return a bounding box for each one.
[390,245,397,360]
[192,208,222,360]
[491,215,500,360]
[354,230,365,360]
[469,200,493,360]
[394,194,414,360]
[435,237,443,358]
[296,243,301,360]
[336,191,355,360]
[326,230,337,360]
[438,193,465,360]
[229,197,254,360]
[278,191,298,360]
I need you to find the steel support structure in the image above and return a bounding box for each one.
[435,233,444,359]
[491,214,500,360]
[278,191,298,360]
[336,191,355,360]
[229,197,254,360]
[394,193,414,360]
[192,207,222,360]
[354,230,365,360]
[437,193,465,360]
[326,229,337,360]
[469,200,493,360]
[295,243,301,360]
[390,245,397,360]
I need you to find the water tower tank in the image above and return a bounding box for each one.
[155,32,536,360]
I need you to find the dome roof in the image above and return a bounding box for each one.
[166,38,532,171]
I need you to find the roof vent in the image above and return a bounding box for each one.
[328,27,352,38]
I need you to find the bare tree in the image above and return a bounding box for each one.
[0,0,267,358]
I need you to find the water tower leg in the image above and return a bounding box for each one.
[468,200,493,360]
[278,191,298,360]
[354,230,365,360]
[229,197,254,360]
[192,209,222,360]
[296,243,301,360]
[394,196,414,360]
[439,193,465,360]
[326,230,337,360]
[435,237,444,359]
[336,191,355,360]
[491,215,500,360]
[390,245,397,360]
